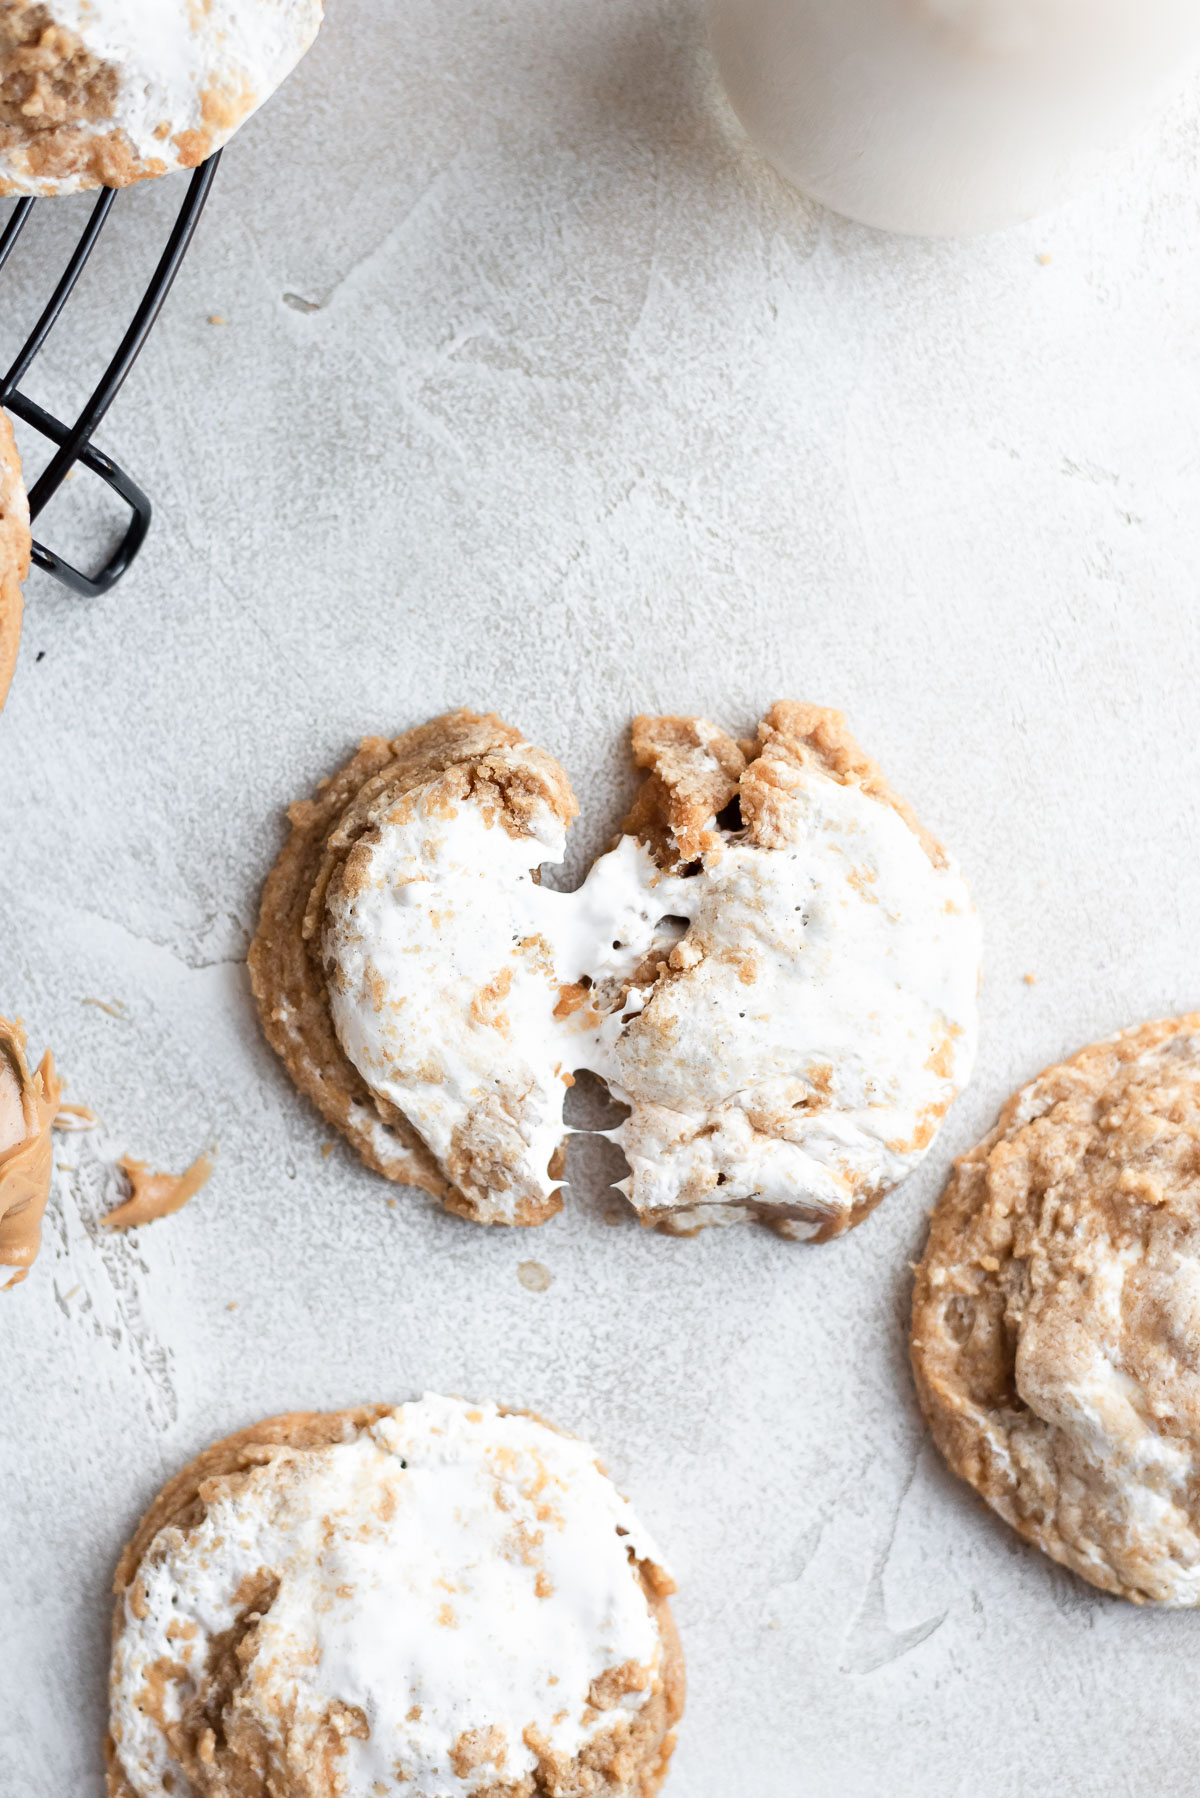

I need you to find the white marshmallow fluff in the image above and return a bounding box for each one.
[109,1396,672,1798]
[322,734,980,1236]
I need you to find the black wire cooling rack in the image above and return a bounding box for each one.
[0,153,220,598]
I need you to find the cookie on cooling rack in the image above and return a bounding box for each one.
[250,703,979,1238]
[106,1394,685,1798]
[913,1015,1200,1605]
[0,410,30,715]
[0,1013,60,1289]
[0,0,324,196]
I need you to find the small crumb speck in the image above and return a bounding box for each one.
[603,1205,625,1227]
[320,1142,334,1158]
[82,996,127,1018]
[387,1197,397,1209]
[226,1301,238,1311]
[1036,252,1052,265]
[63,1284,80,1302]
[518,1260,553,1293]
[207,313,228,325]
[1023,972,1037,986]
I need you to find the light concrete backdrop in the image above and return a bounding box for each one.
[3,4,1200,1794]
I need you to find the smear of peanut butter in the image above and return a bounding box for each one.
[0,409,31,720]
[55,1102,97,1131]
[0,1017,62,1289]
[102,1152,214,1231]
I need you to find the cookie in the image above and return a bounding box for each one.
[0,0,323,196]
[912,1015,1200,1605]
[0,1014,60,1288]
[106,1394,685,1798]
[250,703,979,1237]
[0,410,30,716]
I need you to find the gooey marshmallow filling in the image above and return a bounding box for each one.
[321,743,980,1233]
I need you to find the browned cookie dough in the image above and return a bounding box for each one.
[106,1398,685,1798]
[623,701,946,874]
[912,1015,1200,1605]
[0,409,30,717]
[0,1014,60,1287]
[249,708,578,1223]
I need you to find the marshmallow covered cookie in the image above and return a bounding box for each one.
[0,0,323,196]
[0,409,30,716]
[106,1395,684,1798]
[913,1016,1200,1605]
[251,704,979,1239]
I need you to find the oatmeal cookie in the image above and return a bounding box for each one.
[0,0,323,197]
[251,703,979,1237]
[106,1394,684,1798]
[913,1015,1200,1604]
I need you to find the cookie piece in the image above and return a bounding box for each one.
[0,409,30,716]
[251,703,979,1237]
[106,1394,685,1798]
[607,703,979,1237]
[0,1014,60,1288]
[249,709,577,1220]
[912,1015,1200,1605]
[0,0,324,197]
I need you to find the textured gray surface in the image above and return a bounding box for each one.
[3,4,1200,1795]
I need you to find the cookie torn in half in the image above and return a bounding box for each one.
[0,0,324,197]
[0,1014,60,1287]
[913,1015,1200,1605]
[106,1394,684,1798]
[0,409,30,716]
[250,704,980,1239]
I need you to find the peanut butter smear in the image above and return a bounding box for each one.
[0,1017,62,1289]
[102,1152,213,1231]
[0,408,32,717]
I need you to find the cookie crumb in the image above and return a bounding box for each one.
[603,1205,625,1227]
[321,1142,334,1158]
[1023,972,1037,986]
[207,313,228,325]
[518,1260,553,1293]
[1036,252,1052,265]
